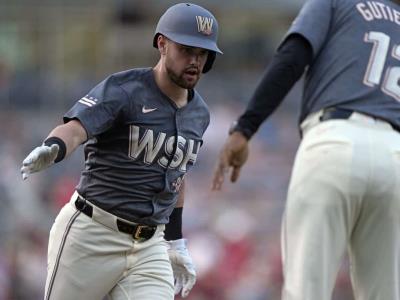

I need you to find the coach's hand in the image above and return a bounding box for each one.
[21,144,59,180]
[167,239,196,298]
[212,131,249,190]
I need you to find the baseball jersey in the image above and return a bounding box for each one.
[64,68,210,225]
[283,0,400,126]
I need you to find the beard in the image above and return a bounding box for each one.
[166,64,200,89]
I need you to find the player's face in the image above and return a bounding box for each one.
[164,40,209,89]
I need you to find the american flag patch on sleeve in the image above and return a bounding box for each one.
[78,96,98,107]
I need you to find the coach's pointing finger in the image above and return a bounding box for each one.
[211,151,229,190]
[212,131,249,189]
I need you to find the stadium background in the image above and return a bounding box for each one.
[0,1,354,299]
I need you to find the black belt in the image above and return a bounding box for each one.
[319,107,354,122]
[74,196,157,242]
[319,107,400,133]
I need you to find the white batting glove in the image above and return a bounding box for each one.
[21,144,59,180]
[167,238,196,298]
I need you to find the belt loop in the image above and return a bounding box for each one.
[300,110,324,137]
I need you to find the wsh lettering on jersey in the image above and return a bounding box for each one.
[128,125,200,172]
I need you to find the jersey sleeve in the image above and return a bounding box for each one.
[279,0,334,58]
[63,76,129,138]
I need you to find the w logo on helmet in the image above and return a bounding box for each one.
[196,16,213,35]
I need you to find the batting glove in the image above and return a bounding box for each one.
[167,238,196,298]
[21,144,59,180]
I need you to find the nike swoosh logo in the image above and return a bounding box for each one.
[142,106,157,114]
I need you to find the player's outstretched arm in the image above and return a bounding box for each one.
[212,36,312,191]
[21,119,87,180]
[211,131,249,190]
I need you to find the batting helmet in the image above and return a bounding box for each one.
[153,3,222,73]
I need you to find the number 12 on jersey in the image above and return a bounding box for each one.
[364,31,400,101]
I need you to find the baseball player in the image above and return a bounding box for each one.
[212,0,400,299]
[20,3,222,300]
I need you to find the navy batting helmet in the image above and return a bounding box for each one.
[153,3,222,73]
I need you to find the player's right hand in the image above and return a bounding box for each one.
[211,131,249,190]
[167,238,196,298]
[21,144,59,180]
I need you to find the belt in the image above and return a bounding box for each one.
[74,196,157,242]
[319,107,353,122]
[319,107,400,133]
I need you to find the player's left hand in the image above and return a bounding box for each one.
[167,239,196,298]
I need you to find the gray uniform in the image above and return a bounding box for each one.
[287,0,400,125]
[26,2,222,299]
[45,68,209,300]
[64,67,209,225]
[281,0,400,299]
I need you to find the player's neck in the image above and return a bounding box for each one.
[153,64,188,108]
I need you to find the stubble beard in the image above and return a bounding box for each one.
[166,65,199,90]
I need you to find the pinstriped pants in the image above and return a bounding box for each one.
[282,111,400,300]
[44,198,174,300]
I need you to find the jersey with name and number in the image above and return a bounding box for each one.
[64,68,210,225]
[283,0,400,127]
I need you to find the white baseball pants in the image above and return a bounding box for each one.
[44,195,174,300]
[282,111,400,300]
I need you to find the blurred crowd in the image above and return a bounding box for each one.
[0,1,355,299]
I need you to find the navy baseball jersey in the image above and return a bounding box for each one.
[282,0,400,126]
[64,68,210,225]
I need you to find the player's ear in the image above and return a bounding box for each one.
[157,35,167,55]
